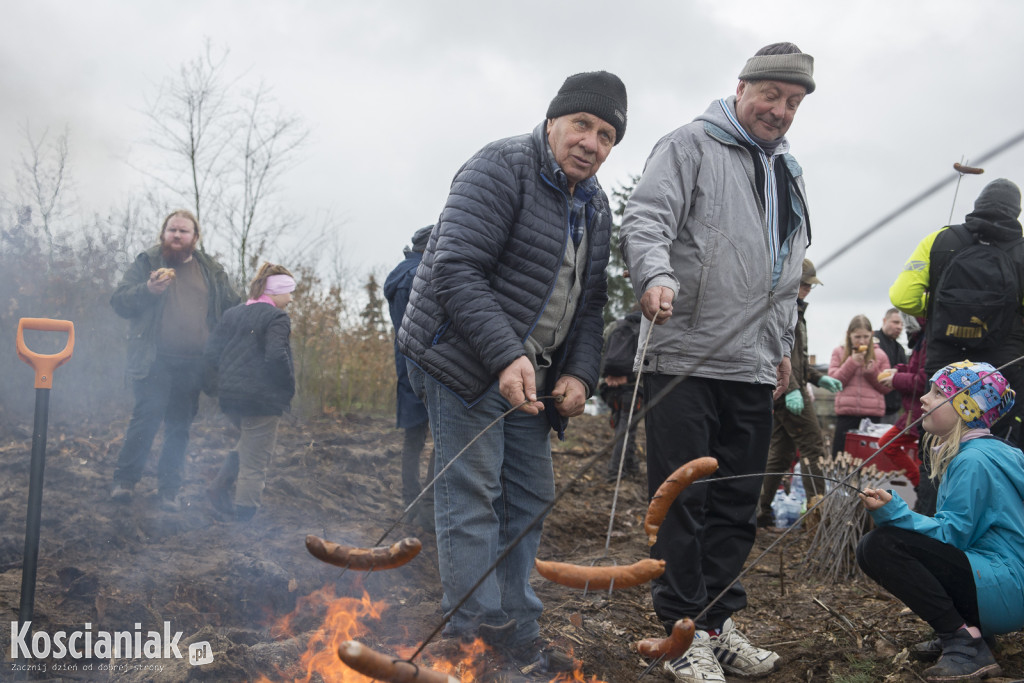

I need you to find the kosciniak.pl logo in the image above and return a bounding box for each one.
[9,621,211,664]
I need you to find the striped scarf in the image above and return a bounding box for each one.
[718,98,783,267]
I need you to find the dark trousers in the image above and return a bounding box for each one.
[857,525,979,634]
[758,392,828,522]
[113,356,203,496]
[401,421,434,507]
[643,374,773,633]
[605,387,640,477]
[832,414,881,456]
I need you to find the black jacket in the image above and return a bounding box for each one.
[111,246,240,380]
[397,122,610,433]
[204,302,294,416]
[874,328,907,414]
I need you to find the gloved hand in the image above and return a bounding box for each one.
[785,390,804,415]
[818,376,842,393]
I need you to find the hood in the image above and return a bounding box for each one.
[964,178,1023,241]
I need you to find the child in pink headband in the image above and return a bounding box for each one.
[204,263,297,521]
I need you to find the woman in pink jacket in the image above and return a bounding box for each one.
[829,314,892,456]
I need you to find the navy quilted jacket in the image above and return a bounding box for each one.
[204,302,295,416]
[398,122,611,432]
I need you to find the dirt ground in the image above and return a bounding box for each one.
[1,408,1023,682]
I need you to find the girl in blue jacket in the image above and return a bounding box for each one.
[857,360,1024,682]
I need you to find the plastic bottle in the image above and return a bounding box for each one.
[771,491,802,528]
[791,462,806,505]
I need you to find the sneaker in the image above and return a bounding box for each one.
[158,493,181,512]
[923,628,1001,681]
[664,631,725,682]
[911,634,997,663]
[110,482,134,503]
[910,636,942,662]
[476,619,517,648]
[509,638,576,675]
[709,617,779,677]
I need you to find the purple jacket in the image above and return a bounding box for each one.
[890,337,928,437]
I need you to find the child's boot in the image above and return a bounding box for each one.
[207,450,239,515]
[923,628,1000,681]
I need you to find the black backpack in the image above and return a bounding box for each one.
[928,225,1024,351]
[601,311,642,378]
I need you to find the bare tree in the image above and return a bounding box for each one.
[14,122,72,254]
[139,40,234,237]
[225,82,310,283]
[138,41,331,286]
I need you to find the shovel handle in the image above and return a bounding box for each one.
[16,318,75,389]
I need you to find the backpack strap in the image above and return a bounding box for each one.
[927,225,974,318]
[929,225,973,284]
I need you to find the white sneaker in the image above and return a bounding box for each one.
[663,630,725,682]
[709,617,779,677]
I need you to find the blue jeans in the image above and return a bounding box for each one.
[407,362,554,646]
[113,355,203,496]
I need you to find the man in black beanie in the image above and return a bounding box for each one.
[621,43,815,682]
[398,71,626,676]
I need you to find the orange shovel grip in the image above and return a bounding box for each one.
[16,318,75,389]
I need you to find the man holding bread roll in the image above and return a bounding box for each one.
[874,309,906,423]
[109,209,239,511]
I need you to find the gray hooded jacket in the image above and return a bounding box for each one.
[620,98,810,385]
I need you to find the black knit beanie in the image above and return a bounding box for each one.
[972,178,1022,219]
[546,71,627,145]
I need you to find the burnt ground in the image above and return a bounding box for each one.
[1,408,1023,682]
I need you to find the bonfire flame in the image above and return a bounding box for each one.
[260,585,607,682]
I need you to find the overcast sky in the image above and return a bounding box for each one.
[3,0,1023,362]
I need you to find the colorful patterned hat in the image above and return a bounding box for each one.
[930,361,1016,429]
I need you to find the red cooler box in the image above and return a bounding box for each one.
[844,431,918,507]
[844,432,915,472]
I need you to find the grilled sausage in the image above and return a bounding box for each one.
[337,640,458,683]
[305,535,421,571]
[644,457,719,545]
[953,162,984,175]
[534,557,666,590]
[636,618,696,660]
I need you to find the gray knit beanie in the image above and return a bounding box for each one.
[410,225,433,253]
[738,42,815,94]
[546,71,628,144]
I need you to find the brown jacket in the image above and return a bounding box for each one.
[776,299,823,406]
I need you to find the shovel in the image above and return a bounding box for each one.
[15,317,75,629]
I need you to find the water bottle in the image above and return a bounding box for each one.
[791,462,806,505]
[771,491,801,528]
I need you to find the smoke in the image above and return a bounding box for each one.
[0,213,134,426]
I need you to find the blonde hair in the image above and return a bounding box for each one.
[925,419,969,484]
[159,209,200,241]
[248,262,293,300]
[842,314,876,363]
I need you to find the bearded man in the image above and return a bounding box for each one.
[110,210,239,510]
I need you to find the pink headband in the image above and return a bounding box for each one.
[264,274,296,295]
